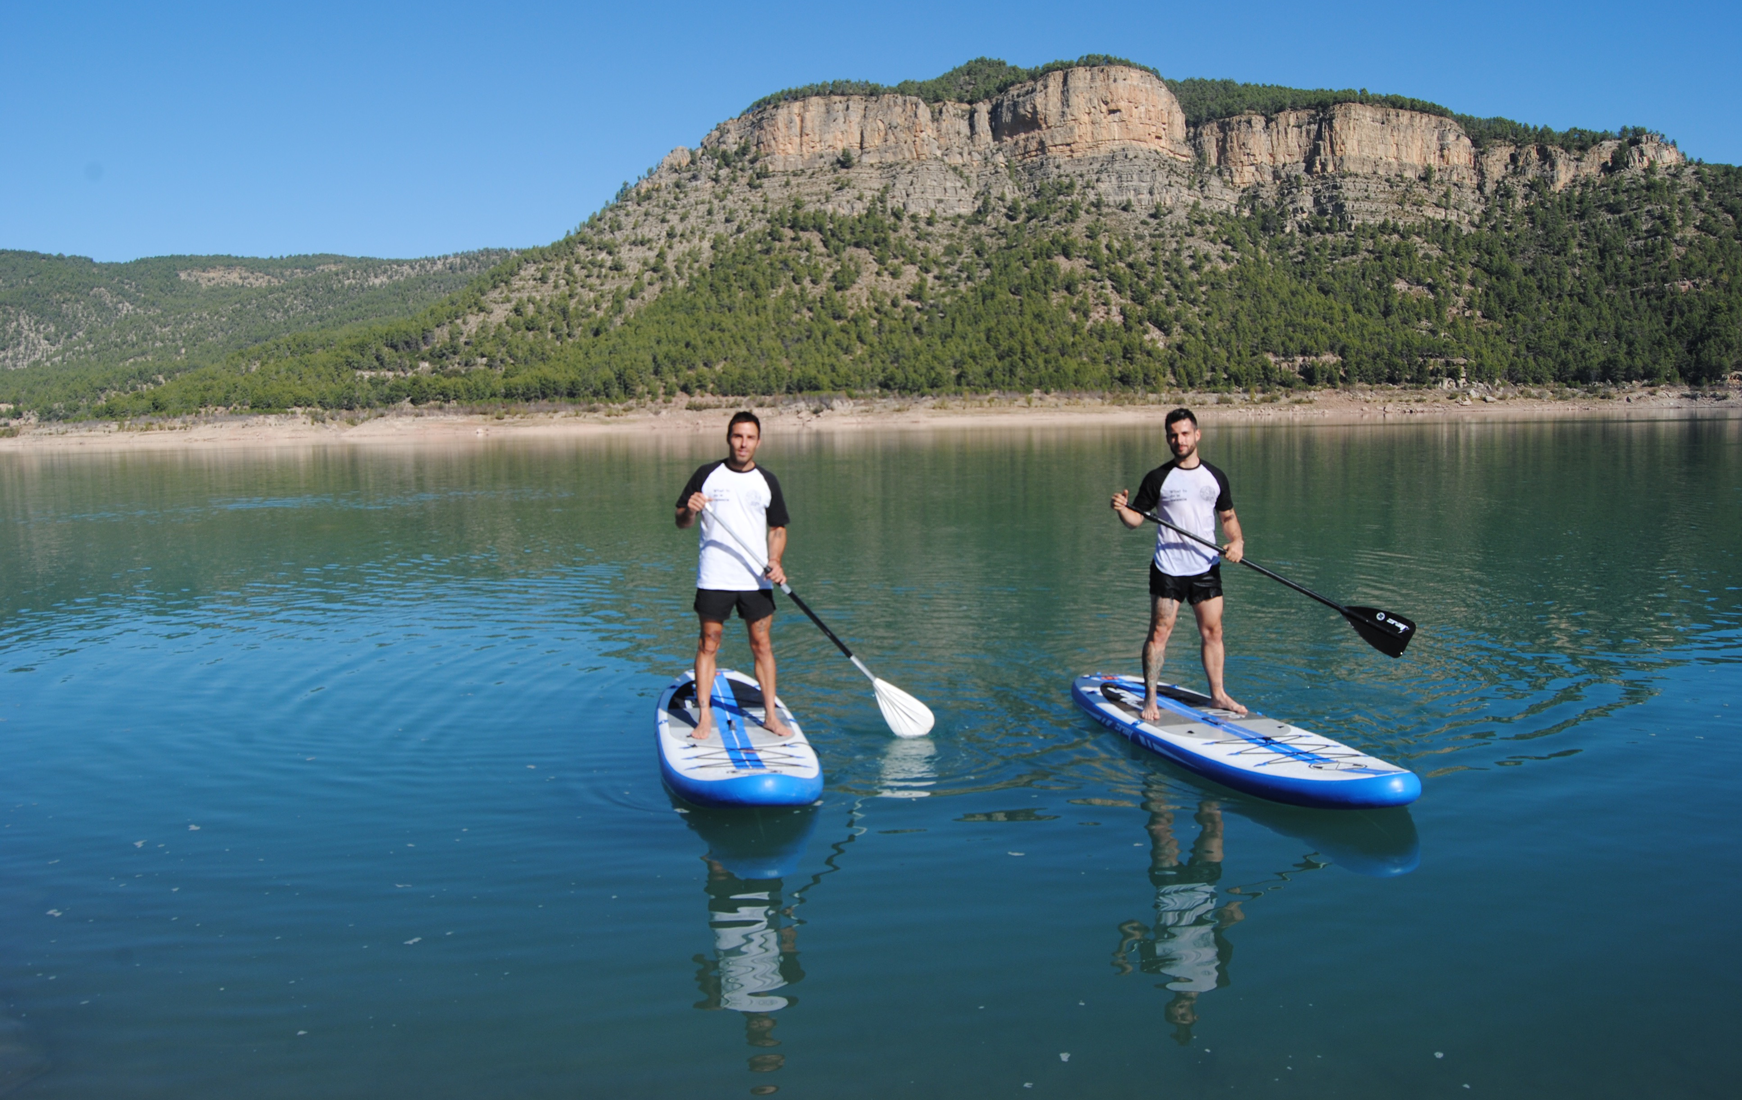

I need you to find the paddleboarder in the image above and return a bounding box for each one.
[1111,408,1248,720]
[676,411,793,739]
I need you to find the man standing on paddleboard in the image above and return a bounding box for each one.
[676,411,793,739]
[1110,408,1247,720]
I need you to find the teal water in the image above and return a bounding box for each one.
[1,417,1738,1098]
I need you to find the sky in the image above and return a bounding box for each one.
[4,0,1737,263]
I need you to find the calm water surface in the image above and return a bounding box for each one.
[1,417,1738,1098]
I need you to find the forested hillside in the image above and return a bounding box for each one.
[0,250,511,415]
[61,163,1737,419]
[3,58,1736,421]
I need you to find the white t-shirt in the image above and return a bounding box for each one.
[678,460,790,591]
[710,892,791,1012]
[1132,459,1234,576]
[1151,883,1223,993]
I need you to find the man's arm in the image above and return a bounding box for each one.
[1113,467,1167,530]
[1218,508,1244,564]
[1109,489,1148,529]
[675,464,715,528]
[676,491,707,529]
[765,526,787,585]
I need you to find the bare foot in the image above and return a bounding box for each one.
[1141,699,1163,724]
[691,707,713,740]
[1210,693,1248,717]
[761,716,795,738]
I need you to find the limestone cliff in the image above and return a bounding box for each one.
[702,64,1190,168]
[683,64,1680,225]
[1196,101,1681,192]
[985,66,1190,161]
[1197,104,1479,187]
[703,94,987,167]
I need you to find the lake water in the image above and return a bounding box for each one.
[1,416,1738,1098]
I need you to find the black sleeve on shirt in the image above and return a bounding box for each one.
[1202,461,1234,512]
[759,469,790,528]
[1131,462,1176,515]
[677,461,723,509]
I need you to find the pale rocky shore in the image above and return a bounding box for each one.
[2,383,1736,453]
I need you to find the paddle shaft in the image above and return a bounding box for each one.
[700,504,878,683]
[1135,507,1356,618]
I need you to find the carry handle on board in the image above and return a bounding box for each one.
[1134,506,1417,659]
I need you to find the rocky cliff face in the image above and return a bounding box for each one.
[1195,101,1681,192]
[1196,104,1480,187]
[702,65,1190,168]
[682,64,1680,225]
[703,94,988,167]
[985,66,1191,161]
[1476,137,1683,192]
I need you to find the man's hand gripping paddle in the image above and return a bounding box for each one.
[703,504,936,736]
[1135,507,1417,659]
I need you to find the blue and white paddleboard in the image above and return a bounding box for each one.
[657,670,823,808]
[1072,673,1421,809]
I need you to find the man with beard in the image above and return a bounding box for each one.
[1110,408,1247,719]
[676,411,792,739]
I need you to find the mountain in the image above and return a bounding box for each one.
[7,58,1738,419]
[0,250,512,416]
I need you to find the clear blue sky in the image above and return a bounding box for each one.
[4,0,1736,262]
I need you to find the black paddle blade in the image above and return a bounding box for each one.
[1342,605,1417,659]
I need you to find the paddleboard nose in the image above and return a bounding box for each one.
[1379,770,1424,807]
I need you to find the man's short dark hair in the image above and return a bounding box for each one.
[727,410,761,437]
[1164,407,1197,430]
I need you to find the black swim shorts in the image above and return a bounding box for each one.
[1149,562,1223,604]
[695,588,777,624]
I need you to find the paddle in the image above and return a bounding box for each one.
[1132,507,1417,659]
[700,504,936,737]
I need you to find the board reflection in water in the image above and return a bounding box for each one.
[1112,775,1421,1043]
[1232,799,1421,879]
[680,804,821,1088]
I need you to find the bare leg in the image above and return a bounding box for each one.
[1112,919,1147,975]
[1191,800,1225,865]
[747,614,792,737]
[1144,782,1180,869]
[693,619,724,739]
[1142,595,1181,723]
[1191,597,1246,715]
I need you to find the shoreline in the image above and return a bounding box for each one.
[2,385,1737,452]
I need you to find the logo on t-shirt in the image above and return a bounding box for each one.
[1161,484,1219,507]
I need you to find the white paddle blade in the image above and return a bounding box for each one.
[874,678,935,738]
